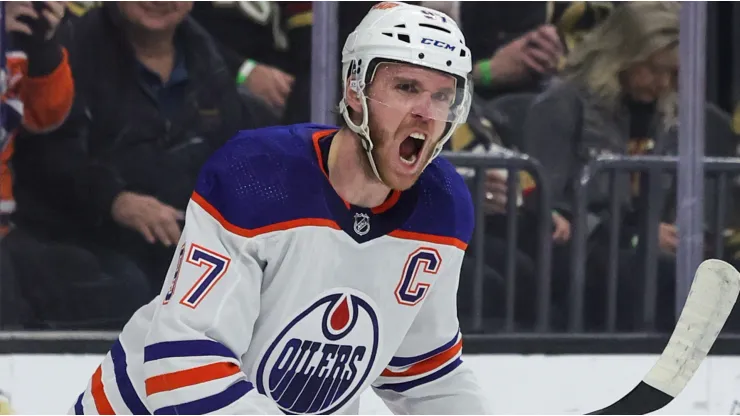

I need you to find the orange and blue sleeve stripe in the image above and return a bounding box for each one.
[374,331,464,393]
[143,340,253,415]
[73,339,149,415]
[112,340,150,414]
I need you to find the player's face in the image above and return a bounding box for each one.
[364,63,456,190]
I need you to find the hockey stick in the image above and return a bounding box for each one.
[587,258,740,415]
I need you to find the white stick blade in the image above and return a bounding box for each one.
[643,259,740,397]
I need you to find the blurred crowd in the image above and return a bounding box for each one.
[0,1,739,335]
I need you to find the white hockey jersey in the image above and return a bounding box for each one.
[71,123,490,415]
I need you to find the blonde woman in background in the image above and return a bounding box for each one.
[522,2,681,332]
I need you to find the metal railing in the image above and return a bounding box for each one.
[568,155,740,332]
[441,150,553,333]
[4,154,740,351]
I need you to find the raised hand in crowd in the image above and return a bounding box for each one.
[475,24,564,87]
[111,191,185,247]
[522,24,564,75]
[242,63,295,111]
[6,1,66,40]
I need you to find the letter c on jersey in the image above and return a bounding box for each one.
[395,247,441,306]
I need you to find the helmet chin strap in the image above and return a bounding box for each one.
[339,90,387,186]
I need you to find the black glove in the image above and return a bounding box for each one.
[9,2,62,77]
[13,2,51,44]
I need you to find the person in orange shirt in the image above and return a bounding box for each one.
[0,1,73,232]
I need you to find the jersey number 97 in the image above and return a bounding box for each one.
[163,243,232,309]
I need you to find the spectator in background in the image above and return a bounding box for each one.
[2,1,267,329]
[461,2,614,100]
[0,1,73,229]
[447,95,569,331]
[0,1,74,329]
[190,1,293,116]
[522,1,680,331]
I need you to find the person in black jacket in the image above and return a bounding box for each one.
[3,1,270,329]
[189,2,294,115]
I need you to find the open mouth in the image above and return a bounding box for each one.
[399,132,426,166]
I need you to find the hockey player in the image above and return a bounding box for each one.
[71,2,490,414]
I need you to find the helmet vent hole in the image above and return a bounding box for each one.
[418,23,451,34]
[397,33,410,43]
[381,32,393,38]
[460,49,466,58]
[418,53,425,59]
[446,60,452,66]
[394,24,406,28]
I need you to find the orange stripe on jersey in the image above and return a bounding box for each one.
[145,362,240,395]
[388,229,468,250]
[312,128,349,209]
[371,189,401,214]
[311,128,336,177]
[19,48,74,132]
[381,338,463,378]
[311,129,403,212]
[0,131,16,208]
[191,191,341,238]
[91,365,116,415]
[0,48,74,222]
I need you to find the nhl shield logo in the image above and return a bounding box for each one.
[353,213,370,236]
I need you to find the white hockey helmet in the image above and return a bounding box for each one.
[338,1,473,181]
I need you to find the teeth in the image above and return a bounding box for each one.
[401,154,417,165]
[410,132,426,141]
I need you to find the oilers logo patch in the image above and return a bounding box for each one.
[256,289,380,414]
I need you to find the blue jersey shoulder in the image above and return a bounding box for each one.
[193,123,337,230]
[403,156,475,245]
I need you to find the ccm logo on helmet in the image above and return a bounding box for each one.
[421,38,456,52]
